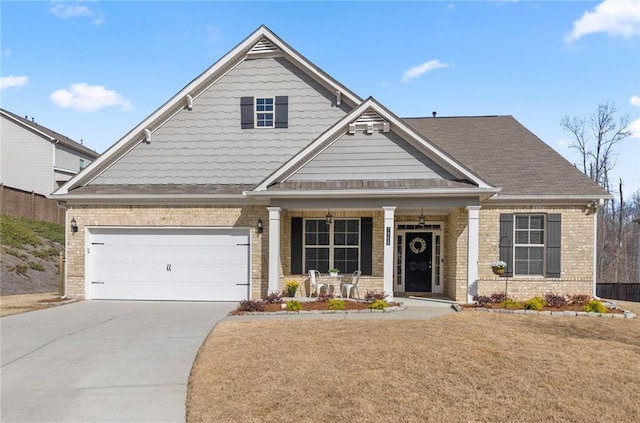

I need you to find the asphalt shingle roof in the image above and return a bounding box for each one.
[404,115,608,197]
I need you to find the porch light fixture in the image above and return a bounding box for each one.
[70,217,78,234]
[325,210,333,226]
[256,218,264,234]
[419,209,425,228]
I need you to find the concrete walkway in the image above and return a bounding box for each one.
[1,301,235,423]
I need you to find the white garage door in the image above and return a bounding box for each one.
[87,228,250,301]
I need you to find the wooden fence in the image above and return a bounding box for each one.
[596,283,640,302]
[0,184,64,225]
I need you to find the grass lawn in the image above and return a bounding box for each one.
[187,312,640,423]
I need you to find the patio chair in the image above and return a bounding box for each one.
[341,270,362,299]
[308,270,328,297]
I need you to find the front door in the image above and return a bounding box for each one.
[404,232,433,292]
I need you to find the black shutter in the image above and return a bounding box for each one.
[275,96,288,128]
[546,214,561,278]
[240,96,254,129]
[360,217,373,276]
[499,214,514,278]
[291,217,303,274]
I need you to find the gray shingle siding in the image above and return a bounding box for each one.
[92,57,351,185]
[290,130,455,181]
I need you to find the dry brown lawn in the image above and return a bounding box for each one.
[188,312,640,423]
[0,292,62,317]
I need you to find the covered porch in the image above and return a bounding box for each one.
[261,196,483,303]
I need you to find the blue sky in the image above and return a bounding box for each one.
[2,1,639,197]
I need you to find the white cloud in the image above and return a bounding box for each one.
[401,60,450,84]
[566,0,640,43]
[49,83,133,112]
[629,118,640,138]
[557,138,574,148]
[50,1,104,25]
[630,95,640,107]
[1,75,29,90]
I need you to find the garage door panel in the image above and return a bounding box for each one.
[88,228,250,301]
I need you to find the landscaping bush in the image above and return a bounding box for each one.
[500,298,520,309]
[472,295,491,306]
[286,300,302,311]
[327,299,345,310]
[568,293,591,305]
[543,293,567,308]
[28,261,45,272]
[524,296,545,310]
[490,292,507,303]
[263,292,282,304]
[584,299,607,313]
[368,299,388,310]
[364,291,386,302]
[237,299,265,312]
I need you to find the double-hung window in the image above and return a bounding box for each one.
[303,219,360,274]
[514,215,545,276]
[255,98,274,127]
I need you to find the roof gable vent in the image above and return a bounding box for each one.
[348,109,390,134]
[248,38,281,57]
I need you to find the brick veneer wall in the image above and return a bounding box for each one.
[65,204,267,299]
[477,205,595,300]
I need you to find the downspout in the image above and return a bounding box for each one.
[592,199,604,299]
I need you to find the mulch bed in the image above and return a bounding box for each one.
[230,299,401,315]
[460,303,625,314]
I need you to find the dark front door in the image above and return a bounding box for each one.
[404,232,433,292]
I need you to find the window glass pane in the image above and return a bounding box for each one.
[515,216,529,229]
[514,260,528,275]
[529,260,543,275]
[529,247,543,260]
[515,232,529,244]
[346,233,358,245]
[530,216,544,229]
[334,248,345,260]
[347,220,359,232]
[305,220,317,232]
[334,220,346,232]
[530,230,544,244]
[334,233,345,245]
[318,233,329,245]
[305,233,317,245]
[347,248,359,260]
[515,247,529,260]
[305,247,329,274]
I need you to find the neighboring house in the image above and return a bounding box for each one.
[1,108,99,196]
[52,26,610,303]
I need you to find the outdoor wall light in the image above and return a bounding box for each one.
[325,210,332,226]
[256,218,264,234]
[70,217,78,234]
[419,209,426,228]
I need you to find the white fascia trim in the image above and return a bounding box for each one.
[1,111,56,141]
[246,187,500,199]
[485,194,613,205]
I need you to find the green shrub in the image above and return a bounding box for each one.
[584,300,607,313]
[14,264,28,276]
[0,216,41,248]
[368,299,388,310]
[327,299,345,310]
[33,248,60,260]
[500,298,520,309]
[286,300,302,311]
[3,248,27,259]
[524,296,545,311]
[28,261,45,271]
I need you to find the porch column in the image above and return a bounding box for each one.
[267,207,281,294]
[383,206,396,299]
[466,206,481,303]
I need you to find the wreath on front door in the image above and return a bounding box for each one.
[409,237,427,254]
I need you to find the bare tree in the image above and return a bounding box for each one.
[560,103,633,283]
[560,103,630,187]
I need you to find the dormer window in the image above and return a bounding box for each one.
[256,98,274,127]
[240,96,288,129]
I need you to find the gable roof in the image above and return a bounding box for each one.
[0,108,99,158]
[250,97,498,199]
[53,25,362,196]
[404,116,609,199]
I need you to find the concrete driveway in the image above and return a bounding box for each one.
[1,300,235,423]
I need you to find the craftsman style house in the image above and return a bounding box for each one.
[53,26,609,303]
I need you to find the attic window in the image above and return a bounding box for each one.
[79,158,85,170]
[256,98,274,127]
[240,96,288,129]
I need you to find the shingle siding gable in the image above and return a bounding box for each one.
[92,57,351,186]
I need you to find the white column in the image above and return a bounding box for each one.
[466,206,481,303]
[267,207,281,294]
[383,206,396,300]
